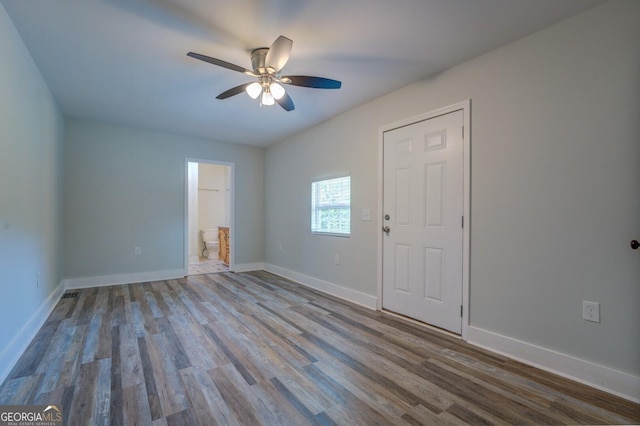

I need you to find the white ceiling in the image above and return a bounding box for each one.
[2,0,604,147]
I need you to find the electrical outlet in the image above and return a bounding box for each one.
[134,246,142,255]
[334,254,340,265]
[279,243,283,252]
[582,300,600,323]
[37,272,40,288]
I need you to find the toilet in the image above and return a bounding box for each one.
[201,228,219,260]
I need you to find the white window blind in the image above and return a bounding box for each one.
[311,175,351,236]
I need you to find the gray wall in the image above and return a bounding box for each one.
[64,119,264,278]
[0,3,65,374]
[265,0,640,378]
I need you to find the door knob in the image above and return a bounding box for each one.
[631,240,639,250]
[382,226,390,235]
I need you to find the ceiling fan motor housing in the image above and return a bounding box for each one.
[251,48,271,75]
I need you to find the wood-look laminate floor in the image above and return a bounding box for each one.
[1,271,638,425]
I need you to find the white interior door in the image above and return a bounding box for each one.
[382,110,464,333]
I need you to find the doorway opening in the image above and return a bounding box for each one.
[186,160,234,275]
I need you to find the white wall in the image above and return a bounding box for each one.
[0,3,65,380]
[64,119,264,281]
[187,162,199,264]
[265,0,640,398]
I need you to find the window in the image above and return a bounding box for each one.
[311,175,351,236]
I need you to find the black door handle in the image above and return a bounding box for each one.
[631,240,639,250]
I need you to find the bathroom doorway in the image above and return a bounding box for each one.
[185,159,234,275]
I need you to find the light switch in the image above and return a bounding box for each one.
[362,209,371,221]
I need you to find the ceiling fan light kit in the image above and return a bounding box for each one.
[246,82,262,99]
[187,36,341,111]
[270,82,285,100]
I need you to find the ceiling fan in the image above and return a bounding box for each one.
[187,36,341,111]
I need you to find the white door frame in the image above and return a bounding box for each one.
[184,158,236,274]
[377,100,471,339]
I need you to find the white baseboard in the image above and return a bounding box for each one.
[466,326,640,403]
[264,263,377,310]
[188,255,200,265]
[0,280,65,385]
[234,262,265,273]
[64,269,185,289]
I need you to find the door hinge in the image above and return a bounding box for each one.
[462,126,464,139]
[460,305,463,317]
[461,216,464,228]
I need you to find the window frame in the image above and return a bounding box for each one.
[310,173,351,237]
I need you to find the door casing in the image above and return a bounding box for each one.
[184,158,235,275]
[377,100,471,339]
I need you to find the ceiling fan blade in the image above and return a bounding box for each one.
[276,93,295,111]
[216,83,252,100]
[282,75,342,89]
[187,52,254,76]
[265,36,293,73]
